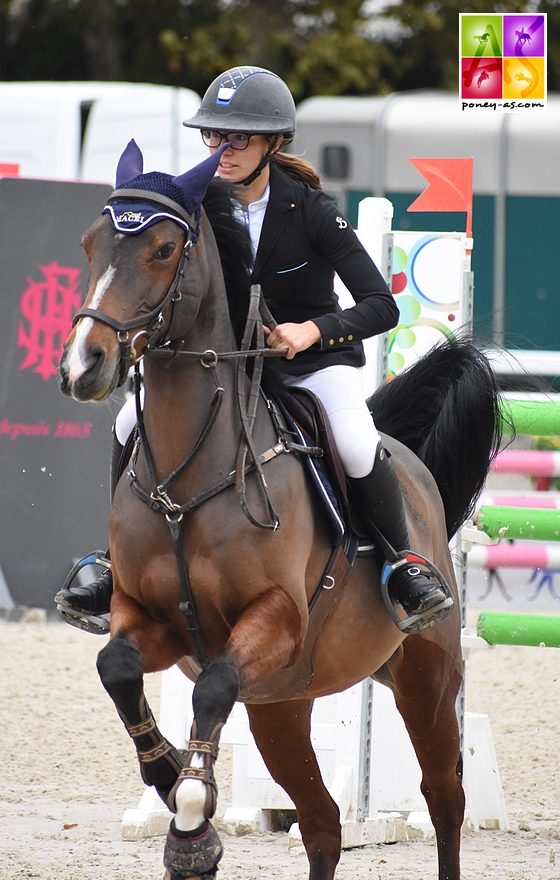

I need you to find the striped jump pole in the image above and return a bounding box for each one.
[477,611,560,647]
[475,505,560,541]
[480,493,560,509]
[500,397,560,436]
[468,542,560,569]
[491,449,560,478]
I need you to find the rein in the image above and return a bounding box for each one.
[126,282,300,667]
[131,285,287,530]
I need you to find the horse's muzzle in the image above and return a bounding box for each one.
[59,347,118,402]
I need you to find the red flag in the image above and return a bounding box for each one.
[0,163,20,177]
[407,157,473,238]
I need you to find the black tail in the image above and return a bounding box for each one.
[369,338,503,539]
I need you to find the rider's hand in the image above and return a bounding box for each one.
[264,321,321,360]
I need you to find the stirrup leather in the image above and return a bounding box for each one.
[380,551,454,635]
[54,551,111,635]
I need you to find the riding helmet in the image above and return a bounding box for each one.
[183,66,296,137]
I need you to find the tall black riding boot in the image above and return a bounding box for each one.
[348,444,453,631]
[55,427,129,624]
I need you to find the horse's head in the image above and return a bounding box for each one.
[60,139,228,402]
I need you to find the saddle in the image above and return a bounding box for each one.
[272,384,369,545]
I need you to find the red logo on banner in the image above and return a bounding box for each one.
[17,262,82,381]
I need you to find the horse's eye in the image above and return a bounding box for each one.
[154,242,176,260]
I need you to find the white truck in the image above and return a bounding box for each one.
[0,80,207,182]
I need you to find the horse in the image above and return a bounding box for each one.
[59,140,502,880]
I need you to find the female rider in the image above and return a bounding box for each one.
[56,66,451,633]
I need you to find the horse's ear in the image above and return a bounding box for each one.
[172,143,229,211]
[115,139,144,188]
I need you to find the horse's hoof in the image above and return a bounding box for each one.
[163,869,219,879]
[163,865,219,879]
[163,819,223,879]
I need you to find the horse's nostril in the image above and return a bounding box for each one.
[88,347,104,367]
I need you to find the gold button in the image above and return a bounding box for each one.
[339,337,344,343]
[329,339,335,346]
[348,334,353,341]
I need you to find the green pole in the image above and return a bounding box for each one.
[500,398,560,436]
[477,612,560,647]
[475,505,560,541]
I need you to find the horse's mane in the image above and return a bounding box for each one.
[202,180,253,345]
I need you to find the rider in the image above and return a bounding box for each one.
[56,66,452,632]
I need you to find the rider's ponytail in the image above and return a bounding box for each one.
[272,151,322,190]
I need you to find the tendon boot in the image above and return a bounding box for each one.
[348,444,453,634]
[55,427,129,633]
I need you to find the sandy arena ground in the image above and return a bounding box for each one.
[1,613,559,880]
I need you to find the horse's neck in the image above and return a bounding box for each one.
[140,263,242,488]
[139,217,268,490]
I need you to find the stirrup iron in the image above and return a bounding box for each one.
[55,551,111,635]
[380,551,454,635]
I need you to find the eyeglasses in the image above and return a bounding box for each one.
[200,130,253,151]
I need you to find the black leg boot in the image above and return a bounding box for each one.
[348,444,453,632]
[54,427,131,631]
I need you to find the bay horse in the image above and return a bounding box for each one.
[59,141,502,880]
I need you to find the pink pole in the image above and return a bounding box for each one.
[483,494,560,509]
[492,450,560,478]
[469,543,560,569]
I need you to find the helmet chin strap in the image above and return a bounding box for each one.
[240,135,284,187]
[240,151,274,187]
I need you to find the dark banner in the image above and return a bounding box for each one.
[0,178,126,609]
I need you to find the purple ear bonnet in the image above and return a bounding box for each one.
[103,139,228,234]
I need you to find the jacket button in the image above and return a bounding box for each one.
[339,337,344,343]
[348,334,353,341]
[329,339,335,346]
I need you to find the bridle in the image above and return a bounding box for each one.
[72,186,319,667]
[72,189,198,386]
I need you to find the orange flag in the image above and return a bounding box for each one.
[407,157,473,238]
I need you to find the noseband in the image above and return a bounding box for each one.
[72,189,199,386]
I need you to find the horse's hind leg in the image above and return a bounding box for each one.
[387,636,464,880]
[247,699,341,880]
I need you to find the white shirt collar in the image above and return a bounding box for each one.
[235,184,270,260]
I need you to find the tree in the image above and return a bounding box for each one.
[0,0,393,97]
[0,0,557,95]
[378,0,558,92]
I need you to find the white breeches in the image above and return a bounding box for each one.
[115,365,380,479]
[114,391,142,445]
[286,364,380,479]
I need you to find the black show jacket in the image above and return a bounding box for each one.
[251,163,399,376]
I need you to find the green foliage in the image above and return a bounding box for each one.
[0,0,558,96]
[378,0,556,91]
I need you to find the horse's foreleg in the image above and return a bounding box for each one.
[96,632,185,806]
[166,586,303,876]
[97,629,225,878]
[391,637,464,880]
[169,655,239,827]
[160,655,238,880]
[247,700,341,880]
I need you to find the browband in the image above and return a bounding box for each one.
[107,188,197,229]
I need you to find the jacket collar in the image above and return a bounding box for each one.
[252,163,299,275]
